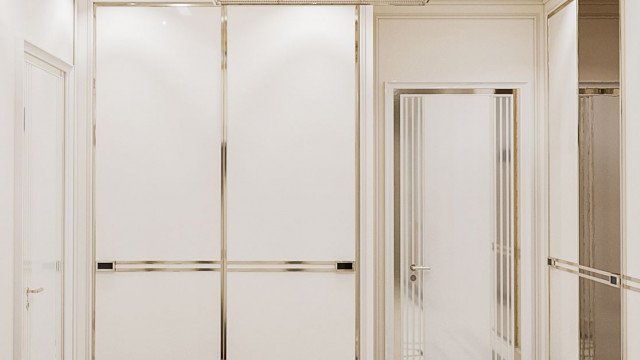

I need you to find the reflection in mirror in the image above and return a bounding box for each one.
[578,1,621,359]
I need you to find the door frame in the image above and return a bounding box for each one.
[13,41,75,360]
[382,82,538,360]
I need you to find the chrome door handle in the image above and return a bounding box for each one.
[26,287,44,294]
[410,265,431,271]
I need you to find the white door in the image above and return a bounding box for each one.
[393,90,518,360]
[21,53,65,360]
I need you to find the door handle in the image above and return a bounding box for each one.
[26,287,44,294]
[410,264,431,271]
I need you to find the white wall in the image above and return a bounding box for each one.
[0,1,73,358]
[374,4,543,359]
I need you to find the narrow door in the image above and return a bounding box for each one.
[93,6,222,359]
[21,53,66,360]
[394,90,519,360]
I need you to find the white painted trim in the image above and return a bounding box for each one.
[13,41,75,360]
[359,6,376,360]
[72,1,94,359]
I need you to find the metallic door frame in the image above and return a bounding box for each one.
[90,3,362,360]
[392,88,519,360]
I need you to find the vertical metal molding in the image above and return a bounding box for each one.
[355,5,362,360]
[220,5,228,360]
[91,4,98,359]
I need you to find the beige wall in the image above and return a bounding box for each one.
[0,1,73,358]
[579,17,620,83]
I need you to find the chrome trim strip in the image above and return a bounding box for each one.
[228,268,350,273]
[220,5,228,360]
[622,275,640,293]
[548,257,620,288]
[548,0,575,19]
[213,0,428,5]
[228,260,348,265]
[354,6,361,360]
[394,88,515,96]
[95,260,355,272]
[110,268,221,272]
[115,260,221,265]
[93,2,214,6]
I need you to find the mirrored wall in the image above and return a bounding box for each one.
[547,1,627,359]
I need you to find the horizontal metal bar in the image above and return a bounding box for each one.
[94,2,215,7]
[112,268,221,272]
[548,257,620,288]
[550,257,617,278]
[395,88,514,96]
[579,88,620,96]
[96,260,356,273]
[228,260,342,266]
[622,275,640,293]
[214,0,427,4]
[115,260,221,265]
[228,268,352,273]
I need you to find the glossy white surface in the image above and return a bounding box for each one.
[95,6,221,261]
[226,6,356,261]
[626,290,640,360]
[227,272,355,360]
[94,7,222,360]
[95,272,220,360]
[548,1,579,263]
[549,269,579,360]
[547,3,580,359]
[623,0,640,281]
[23,59,65,360]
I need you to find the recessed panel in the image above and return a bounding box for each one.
[95,272,220,360]
[95,6,221,261]
[226,6,356,261]
[227,272,355,360]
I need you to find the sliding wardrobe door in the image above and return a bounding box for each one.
[94,6,221,359]
[226,7,357,360]
[548,2,625,359]
[547,2,580,359]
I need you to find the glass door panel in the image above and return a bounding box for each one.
[395,91,518,359]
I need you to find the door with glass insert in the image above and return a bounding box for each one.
[393,90,519,360]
